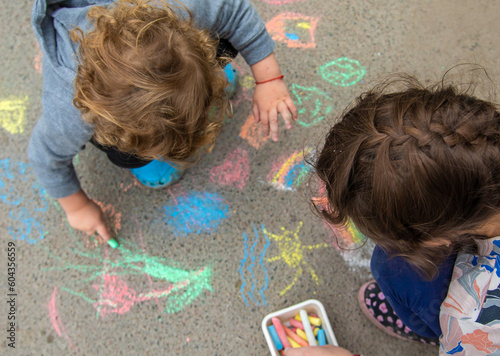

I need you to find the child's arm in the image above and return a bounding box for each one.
[251,53,298,142]
[58,189,112,243]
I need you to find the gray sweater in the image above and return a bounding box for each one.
[30,0,275,198]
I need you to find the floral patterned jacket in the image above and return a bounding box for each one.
[440,236,500,355]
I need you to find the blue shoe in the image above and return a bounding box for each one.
[223,62,238,98]
[129,159,185,188]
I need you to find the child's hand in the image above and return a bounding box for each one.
[284,345,355,356]
[252,78,297,141]
[58,189,112,243]
[251,53,298,142]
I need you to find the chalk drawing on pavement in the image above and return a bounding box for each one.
[266,222,328,296]
[266,13,320,49]
[239,224,270,306]
[163,191,230,237]
[0,96,29,134]
[291,84,333,128]
[319,57,366,87]
[267,148,312,191]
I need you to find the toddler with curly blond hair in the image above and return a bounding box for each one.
[30,0,297,244]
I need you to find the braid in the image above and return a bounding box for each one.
[314,75,500,279]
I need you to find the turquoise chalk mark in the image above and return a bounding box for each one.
[291,84,333,128]
[284,161,311,189]
[258,225,270,305]
[164,192,229,237]
[8,208,47,244]
[0,159,27,206]
[239,224,269,306]
[1,160,49,244]
[239,231,250,306]
[247,228,260,305]
[285,32,299,40]
[319,57,366,87]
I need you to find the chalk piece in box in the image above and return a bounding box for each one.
[262,299,338,355]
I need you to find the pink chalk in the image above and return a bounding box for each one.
[290,318,315,331]
[48,287,76,350]
[272,317,292,349]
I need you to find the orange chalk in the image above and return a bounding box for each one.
[284,326,309,347]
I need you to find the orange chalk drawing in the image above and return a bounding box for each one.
[266,13,320,49]
[265,222,328,295]
[34,42,42,74]
[94,201,122,233]
[239,114,271,150]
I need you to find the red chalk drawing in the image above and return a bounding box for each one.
[239,115,271,150]
[48,287,76,350]
[92,271,198,317]
[210,148,250,189]
[266,13,320,49]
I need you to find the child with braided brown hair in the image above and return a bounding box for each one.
[292,74,500,355]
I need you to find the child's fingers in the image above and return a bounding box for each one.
[260,110,270,137]
[253,104,261,123]
[268,107,279,141]
[278,101,293,129]
[285,97,298,121]
[96,224,112,242]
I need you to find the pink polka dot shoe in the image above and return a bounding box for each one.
[358,280,438,345]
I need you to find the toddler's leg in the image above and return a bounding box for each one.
[129,160,184,188]
[368,245,456,338]
[358,280,439,345]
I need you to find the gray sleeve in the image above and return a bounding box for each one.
[28,58,93,199]
[188,0,275,65]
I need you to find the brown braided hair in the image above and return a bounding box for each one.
[313,75,500,279]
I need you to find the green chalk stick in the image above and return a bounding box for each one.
[107,238,119,249]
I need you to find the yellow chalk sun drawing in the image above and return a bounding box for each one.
[265,222,328,296]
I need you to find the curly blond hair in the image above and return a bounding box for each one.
[71,0,230,166]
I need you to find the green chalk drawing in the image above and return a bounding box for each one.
[43,207,213,319]
[319,57,366,87]
[291,84,333,127]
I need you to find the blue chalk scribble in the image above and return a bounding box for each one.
[239,224,269,306]
[0,159,27,205]
[164,192,229,237]
[8,208,47,244]
[1,159,49,244]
